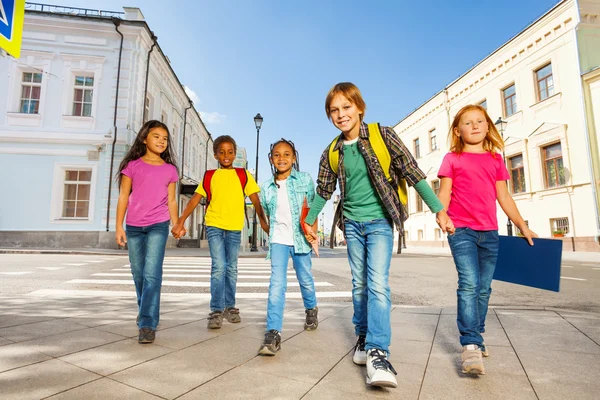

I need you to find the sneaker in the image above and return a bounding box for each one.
[207,311,223,329]
[138,328,155,344]
[462,344,485,375]
[304,307,318,331]
[352,335,367,365]
[223,307,241,323]
[366,349,398,388]
[481,342,489,357]
[257,329,281,356]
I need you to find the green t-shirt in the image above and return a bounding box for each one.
[343,141,388,222]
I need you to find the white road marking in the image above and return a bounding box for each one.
[1,271,33,275]
[561,265,574,268]
[37,267,65,271]
[64,263,86,266]
[28,289,351,299]
[560,276,586,281]
[93,273,294,279]
[111,268,275,274]
[67,279,333,287]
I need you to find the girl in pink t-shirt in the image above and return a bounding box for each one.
[437,105,537,376]
[115,120,182,345]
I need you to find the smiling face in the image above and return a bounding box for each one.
[453,109,489,151]
[270,141,296,179]
[214,141,236,169]
[328,94,363,139]
[144,127,169,155]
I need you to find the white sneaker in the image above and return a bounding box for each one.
[366,349,398,388]
[352,335,366,365]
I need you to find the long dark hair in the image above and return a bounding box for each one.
[268,138,300,188]
[116,120,178,186]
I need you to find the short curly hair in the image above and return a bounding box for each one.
[213,135,237,154]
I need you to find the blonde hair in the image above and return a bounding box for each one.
[325,82,366,120]
[448,105,504,154]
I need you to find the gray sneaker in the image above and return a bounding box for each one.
[207,311,223,329]
[462,344,485,375]
[223,307,241,323]
[304,307,318,331]
[352,335,367,365]
[138,328,155,344]
[258,330,281,356]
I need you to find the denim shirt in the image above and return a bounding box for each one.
[259,170,315,259]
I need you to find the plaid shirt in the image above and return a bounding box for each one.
[316,122,426,232]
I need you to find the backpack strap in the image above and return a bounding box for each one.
[202,169,217,204]
[233,168,248,194]
[327,136,341,174]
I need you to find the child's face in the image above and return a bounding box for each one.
[329,94,362,136]
[271,142,295,178]
[215,141,236,169]
[144,127,169,155]
[454,110,489,148]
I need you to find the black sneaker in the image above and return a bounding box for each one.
[304,307,318,331]
[257,330,281,356]
[353,335,367,365]
[138,328,155,344]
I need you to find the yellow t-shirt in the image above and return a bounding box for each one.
[195,169,260,231]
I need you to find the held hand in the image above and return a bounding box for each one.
[436,210,455,234]
[260,219,270,235]
[171,223,185,239]
[303,222,318,243]
[115,228,127,246]
[520,227,538,246]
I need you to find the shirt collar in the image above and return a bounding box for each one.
[332,122,369,151]
[266,169,299,188]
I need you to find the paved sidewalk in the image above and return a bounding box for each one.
[1,290,599,399]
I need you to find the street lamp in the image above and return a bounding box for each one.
[250,113,263,252]
[495,117,513,236]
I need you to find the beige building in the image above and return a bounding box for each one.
[394,0,600,252]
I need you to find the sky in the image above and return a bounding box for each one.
[33,0,560,225]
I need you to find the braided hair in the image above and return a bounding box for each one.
[268,138,300,188]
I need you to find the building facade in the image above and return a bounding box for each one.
[394,0,600,252]
[0,4,217,248]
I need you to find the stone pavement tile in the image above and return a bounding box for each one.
[233,321,269,341]
[393,305,442,314]
[0,318,89,342]
[153,320,229,350]
[390,311,440,324]
[177,365,311,400]
[95,320,139,338]
[391,316,438,343]
[421,344,536,400]
[390,337,432,367]
[285,316,356,354]
[19,327,126,358]
[0,336,13,346]
[0,313,55,329]
[441,306,457,315]
[551,310,600,320]
[244,339,345,385]
[59,338,172,376]
[62,309,135,328]
[516,349,600,400]
[0,359,100,400]
[0,342,52,373]
[496,312,600,354]
[434,314,511,348]
[309,352,421,399]
[333,305,356,319]
[46,377,163,399]
[559,316,600,345]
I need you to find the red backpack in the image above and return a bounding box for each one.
[202,168,250,226]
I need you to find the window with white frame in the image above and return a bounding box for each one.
[435,228,442,240]
[535,63,554,101]
[20,72,42,114]
[413,137,421,158]
[417,229,424,241]
[61,169,92,218]
[479,99,487,110]
[550,217,569,235]
[503,83,517,117]
[172,123,179,156]
[144,93,154,122]
[429,129,437,151]
[72,76,94,117]
[161,111,168,124]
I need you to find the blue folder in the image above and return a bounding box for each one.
[493,236,563,292]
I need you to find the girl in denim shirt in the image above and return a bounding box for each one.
[438,104,537,375]
[257,139,319,356]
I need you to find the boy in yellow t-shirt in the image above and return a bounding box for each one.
[173,135,268,329]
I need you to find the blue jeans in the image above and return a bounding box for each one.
[448,227,499,347]
[344,218,394,354]
[267,244,317,332]
[206,226,241,312]
[126,220,169,330]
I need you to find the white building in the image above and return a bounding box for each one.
[0,4,217,248]
[394,0,600,252]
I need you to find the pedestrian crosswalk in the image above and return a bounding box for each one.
[60,256,351,300]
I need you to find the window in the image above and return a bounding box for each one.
[503,84,517,117]
[417,230,424,241]
[72,76,94,117]
[536,64,554,101]
[414,138,421,158]
[415,194,423,213]
[143,93,153,122]
[429,129,437,151]
[20,72,42,114]
[431,179,440,196]
[543,143,565,188]
[435,228,442,240]
[550,217,569,235]
[508,154,526,193]
[161,111,168,124]
[479,99,487,110]
[62,170,92,218]
[172,123,179,156]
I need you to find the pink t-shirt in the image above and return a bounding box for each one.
[121,158,179,227]
[438,152,509,231]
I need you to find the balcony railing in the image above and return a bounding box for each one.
[25,2,125,18]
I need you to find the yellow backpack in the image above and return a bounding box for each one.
[328,122,408,207]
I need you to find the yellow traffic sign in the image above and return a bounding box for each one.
[0,0,25,58]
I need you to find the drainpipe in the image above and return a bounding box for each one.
[142,33,157,124]
[200,135,213,240]
[105,18,124,232]
[180,100,194,179]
